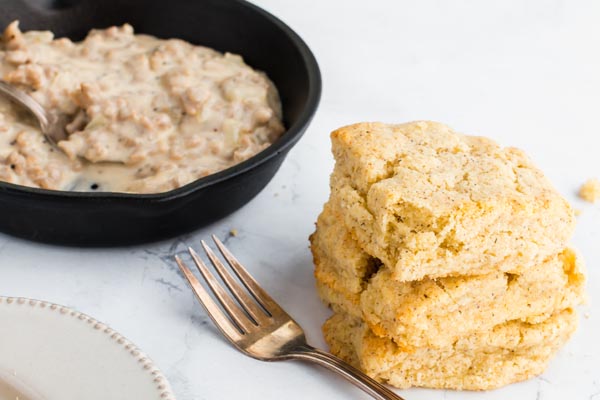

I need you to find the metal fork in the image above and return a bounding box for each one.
[175,235,404,400]
[0,80,69,149]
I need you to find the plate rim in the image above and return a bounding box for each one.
[0,296,176,400]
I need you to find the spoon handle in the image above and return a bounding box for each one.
[0,80,49,130]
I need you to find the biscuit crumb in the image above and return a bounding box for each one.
[579,178,600,203]
[574,209,582,216]
[229,228,238,237]
[584,312,590,319]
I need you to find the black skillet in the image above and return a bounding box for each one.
[0,0,321,246]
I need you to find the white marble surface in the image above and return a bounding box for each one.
[1,0,599,399]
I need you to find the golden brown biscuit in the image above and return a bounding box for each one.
[360,248,585,348]
[329,121,575,281]
[323,309,578,390]
[311,202,585,348]
[312,121,584,390]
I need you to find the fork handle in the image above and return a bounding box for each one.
[290,344,405,400]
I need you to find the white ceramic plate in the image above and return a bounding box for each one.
[0,296,175,400]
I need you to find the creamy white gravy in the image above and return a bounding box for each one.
[0,22,284,193]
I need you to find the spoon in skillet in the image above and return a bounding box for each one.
[0,80,69,151]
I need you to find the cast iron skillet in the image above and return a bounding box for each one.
[0,0,321,246]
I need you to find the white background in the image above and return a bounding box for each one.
[1,0,599,399]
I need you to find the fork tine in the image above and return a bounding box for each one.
[200,241,268,324]
[212,235,284,317]
[187,248,256,333]
[175,255,243,341]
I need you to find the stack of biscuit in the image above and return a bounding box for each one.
[310,121,586,390]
